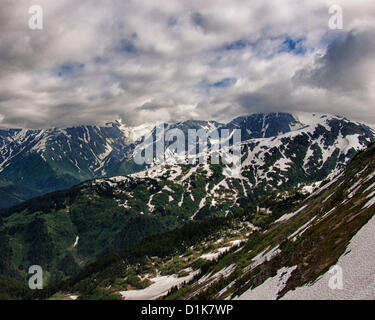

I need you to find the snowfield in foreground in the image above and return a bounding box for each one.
[236,215,375,300]
[282,215,375,300]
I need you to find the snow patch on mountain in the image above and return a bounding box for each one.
[282,215,375,300]
[236,266,297,300]
[119,270,199,300]
[274,205,308,223]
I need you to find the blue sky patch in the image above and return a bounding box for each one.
[212,77,237,88]
[280,37,306,55]
[199,77,237,94]
[119,37,137,53]
[56,62,84,77]
[224,39,248,51]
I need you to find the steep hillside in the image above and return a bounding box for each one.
[38,142,375,300]
[0,179,39,208]
[0,275,31,300]
[0,114,373,284]
[169,142,375,300]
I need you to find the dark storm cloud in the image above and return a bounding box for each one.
[293,30,375,92]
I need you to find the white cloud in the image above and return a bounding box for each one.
[0,0,374,128]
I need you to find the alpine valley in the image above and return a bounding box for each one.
[0,112,375,300]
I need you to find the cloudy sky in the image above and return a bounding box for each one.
[0,0,374,128]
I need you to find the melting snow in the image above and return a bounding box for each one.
[283,215,375,299]
[250,245,281,269]
[274,205,308,223]
[236,266,297,300]
[73,236,79,248]
[362,193,375,209]
[288,216,317,241]
[119,270,199,300]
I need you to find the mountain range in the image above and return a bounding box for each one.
[2,136,374,300]
[0,112,373,208]
[0,112,374,290]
